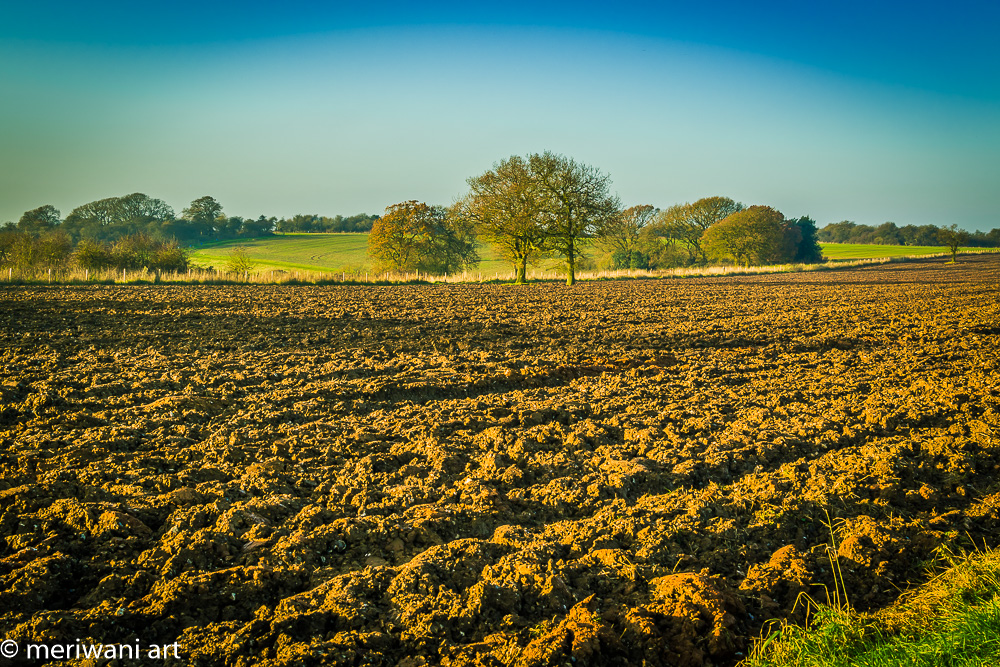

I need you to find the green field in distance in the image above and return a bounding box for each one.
[188,233,370,273]
[187,234,970,273]
[819,243,971,259]
[187,233,514,276]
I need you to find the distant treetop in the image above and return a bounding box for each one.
[276,213,378,234]
[818,220,998,247]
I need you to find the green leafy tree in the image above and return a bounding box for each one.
[116,193,173,226]
[368,201,432,271]
[649,203,698,263]
[529,152,619,285]
[649,196,743,264]
[598,204,657,269]
[17,205,61,234]
[818,220,857,243]
[182,196,225,239]
[220,216,244,238]
[426,204,480,275]
[635,220,691,269]
[872,221,903,245]
[938,224,970,263]
[786,216,824,263]
[242,215,276,237]
[637,217,678,269]
[461,155,549,284]
[703,205,786,267]
[899,224,941,246]
[63,194,173,242]
[689,196,745,234]
[368,201,479,274]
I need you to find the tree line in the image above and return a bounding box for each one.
[367,151,999,284]
[818,220,999,247]
[0,194,379,274]
[5,154,996,280]
[5,194,375,245]
[367,152,825,285]
[0,230,189,276]
[275,213,378,234]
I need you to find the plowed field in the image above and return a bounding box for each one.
[2,255,999,666]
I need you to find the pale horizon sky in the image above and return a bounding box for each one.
[2,1,998,232]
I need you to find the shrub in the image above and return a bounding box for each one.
[74,238,113,270]
[610,248,650,269]
[0,230,72,272]
[74,234,188,273]
[226,246,255,274]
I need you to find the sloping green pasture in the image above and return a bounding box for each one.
[819,243,969,259]
[187,235,971,276]
[187,233,524,277]
[187,233,370,273]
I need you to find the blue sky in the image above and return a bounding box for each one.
[2,1,998,230]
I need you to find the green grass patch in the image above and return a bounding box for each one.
[819,243,977,260]
[744,547,1000,667]
[186,233,551,277]
[187,233,370,273]
[188,235,979,278]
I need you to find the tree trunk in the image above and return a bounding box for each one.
[566,246,576,286]
[515,256,527,284]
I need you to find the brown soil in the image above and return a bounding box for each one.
[1,255,999,666]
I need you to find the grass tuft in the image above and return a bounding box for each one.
[744,546,1000,667]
